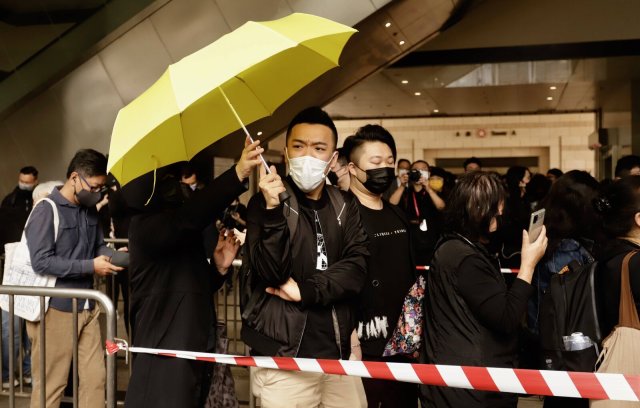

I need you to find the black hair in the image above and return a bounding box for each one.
[343,124,397,165]
[180,163,196,179]
[595,175,640,238]
[526,173,552,204]
[336,146,349,167]
[546,168,563,179]
[445,171,506,242]
[412,160,429,169]
[66,149,107,178]
[285,107,338,148]
[463,157,482,170]
[614,155,640,178]
[397,158,410,168]
[505,166,529,198]
[541,170,601,252]
[19,166,38,177]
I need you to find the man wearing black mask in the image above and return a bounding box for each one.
[343,125,419,407]
[25,149,120,408]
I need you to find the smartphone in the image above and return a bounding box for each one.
[528,209,545,243]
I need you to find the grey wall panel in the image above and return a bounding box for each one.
[51,56,124,155]
[150,0,232,63]
[370,0,392,9]
[3,90,74,183]
[0,122,27,194]
[286,0,376,27]
[214,0,293,29]
[99,19,173,104]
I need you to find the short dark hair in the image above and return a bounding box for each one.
[615,155,640,178]
[445,171,506,241]
[596,175,640,238]
[180,163,196,179]
[397,158,410,168]
[343,124,396,165]
[285,107,338,148]
[541,170,601,251]
[20,166,38,177]
[335,146,349,167]
[546,168,563,178]
[463,157,482,170]
[412,160,429,169]
[66,149,108,178]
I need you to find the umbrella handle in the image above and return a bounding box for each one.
[219,87,290,203]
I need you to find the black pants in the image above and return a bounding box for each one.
[362,354,418,408]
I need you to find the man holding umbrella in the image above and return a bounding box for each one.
[123,140,263,407]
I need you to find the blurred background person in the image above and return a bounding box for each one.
[546,168,564,184]
[327,146,350,191]
[382,158,411,200]
[1,166,38,214]
[424,171,547,408]
[390,160,445,266]
[595,176,640,342]
[499,166,533,269]
[526,173,552,211]
[463,156,482,173]
[614,155,640,179]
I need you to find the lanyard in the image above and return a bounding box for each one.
[412,190,420,218]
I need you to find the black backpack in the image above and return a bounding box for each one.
[539,260,603,372]
[239,181,346,314]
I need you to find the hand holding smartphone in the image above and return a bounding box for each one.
[528,209,545,243]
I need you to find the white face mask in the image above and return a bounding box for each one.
[286,148,335,193]
[18,182,35,191]
[189,183,197,191]
[420,170,430,180]
[398,169,409,177]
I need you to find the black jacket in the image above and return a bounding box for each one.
[596,238,640,339]
[241,179,369,358]
[125,167,246,408]
[424,234,533,408]
[1,186,33,214]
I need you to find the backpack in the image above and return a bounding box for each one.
[539,259,603,372]
[239,181,346,314]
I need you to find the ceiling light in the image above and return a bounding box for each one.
[414,92,421,96]
[546,96,553,101]
[385,22,391,28]
[257,131,263,136]
[549,86,557,90]
[399,40,405,46]
[401,80,409,84]
[433,109,439,113]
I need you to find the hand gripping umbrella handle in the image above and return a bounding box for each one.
[219,87,290,203]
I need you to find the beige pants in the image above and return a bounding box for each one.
[26,307,106,408]
[252,366,367,408]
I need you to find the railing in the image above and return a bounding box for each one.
[0,287,116,408]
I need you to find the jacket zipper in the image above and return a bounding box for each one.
[294,311,309,357]
[331,306,343,360]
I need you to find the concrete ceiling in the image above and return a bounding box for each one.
[325,0,640,119]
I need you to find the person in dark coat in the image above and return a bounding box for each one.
[594,176,640,339]
[423,171,547,408]
[123,140,263,408]
[1,166,38,214]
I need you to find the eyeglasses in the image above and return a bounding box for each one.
[78,174,107,194]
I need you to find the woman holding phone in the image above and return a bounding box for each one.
[423,171,547,408]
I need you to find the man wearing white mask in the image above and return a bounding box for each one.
[1,166,39,214]
[242,107,369,408]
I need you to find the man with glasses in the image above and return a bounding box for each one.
[25,149,121,408]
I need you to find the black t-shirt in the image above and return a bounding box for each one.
[357,201,415,357]
[296,191,341,359]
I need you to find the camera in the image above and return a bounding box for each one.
[409,169,422,183]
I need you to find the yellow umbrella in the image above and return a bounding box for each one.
[107,12,357,186]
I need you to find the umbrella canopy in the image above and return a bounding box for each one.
[107,12,356,186]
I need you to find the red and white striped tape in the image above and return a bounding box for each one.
[416,266,519,273]
[106,340,640,401]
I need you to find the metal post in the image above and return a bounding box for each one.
[8,296,15,408]
[39,297,45,408]
[72,298,78,408]
[0,287,117,408]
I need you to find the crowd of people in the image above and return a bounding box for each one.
[1,107,640,408]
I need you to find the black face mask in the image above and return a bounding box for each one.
[358,166,395,195]
[327,171,339,186]
[76,189,103,208]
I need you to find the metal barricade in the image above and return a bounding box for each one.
[0,287,116,408]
